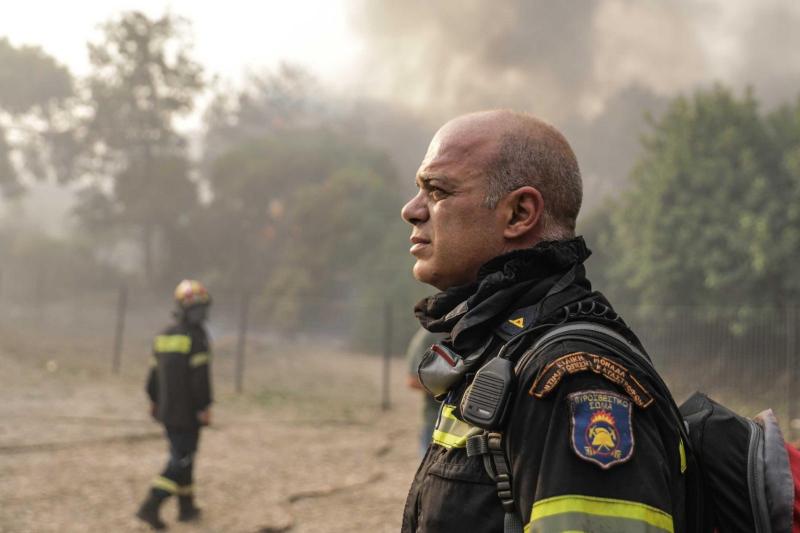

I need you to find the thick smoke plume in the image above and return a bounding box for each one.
[349,0,800,211]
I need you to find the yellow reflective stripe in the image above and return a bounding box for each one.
[152,476,178,494]
[189,352,209,367]
[529,495,674,533]
[679,439,687,473]
[431,404,482,449]
[154,335,192,354]
[441,404,457,420]
[432,428,478,448]
[176,484,194,496]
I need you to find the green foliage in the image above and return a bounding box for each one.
[348,222,429,354]
[203,65,322,153]
[602,85,800,328]
[199,68,430,351]
[0,39,75,196]
[0,126,18,196]
[273,163,416,343]
[764,99,800,297]
[202,129,392,283]
[202,127,420,348]
[85,12,202,151]
[579,207,617,297]
[0,227,121,301]
[78,11,204,285]
[0,38,72,115]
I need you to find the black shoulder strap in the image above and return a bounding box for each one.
[514,321,704,531]
[518,321,681,436]
[470,321,669,533]
[466,430,524,533]
[517,320,653,373]
[467,321,703,533]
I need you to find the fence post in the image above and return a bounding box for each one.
[235,291,251,394]
[382,302,393,411]
[111,286,128,374]
[34,266,45,324]
[787,306,798,441]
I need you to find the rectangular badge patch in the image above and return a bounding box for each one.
[568,390,634,469]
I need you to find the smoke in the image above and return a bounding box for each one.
[732,1,800,107]
[351,0,601,121]
[350,1,714,120]
[348,0,800,210]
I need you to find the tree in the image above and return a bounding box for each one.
[604,85,798,328]
[79,11,203,286]
[763,97,800,299]
[199,126,421,346]
[200,67,425,349]
[566,85,668,208]
[204,128,397,281]
[201,64,354,175]
[0,38,74,196]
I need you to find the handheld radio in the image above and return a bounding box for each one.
[460,356,516,429]
[460,324,549,430]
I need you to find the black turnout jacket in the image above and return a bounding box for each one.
[146,320,212,430]
[402,238,694,533]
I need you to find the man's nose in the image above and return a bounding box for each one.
[401,190,428,225]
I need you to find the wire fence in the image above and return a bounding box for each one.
[1,276,798,438]
[627,305,800,433]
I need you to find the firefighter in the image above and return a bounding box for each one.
[136,280,213,530]
[405,327,447,456]
[400,111,696,532]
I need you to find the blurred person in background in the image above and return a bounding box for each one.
[136,280,213,530]
[405,327,446,456]
[400,110,694,532]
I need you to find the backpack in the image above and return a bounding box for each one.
[681,392,794,533]
[462,320,796,533]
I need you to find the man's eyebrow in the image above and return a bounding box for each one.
[417,173,451,186]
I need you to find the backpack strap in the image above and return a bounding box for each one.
[467,321,637,533]
[466,431,523,533]
[517,320,653,372]
[472,320,701,533]
[527,322,703,531]
[518,321,692,461]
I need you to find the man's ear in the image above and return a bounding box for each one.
[501,186,544,240]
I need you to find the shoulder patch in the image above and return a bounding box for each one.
[494,304,539,341]
[568,390,634,469]
[529,352,654,408]
[508,317,525,328]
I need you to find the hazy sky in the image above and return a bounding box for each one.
[4,0,800,234]
[0,0,362,87]
[0,1,368,234]
[4,0,800,117]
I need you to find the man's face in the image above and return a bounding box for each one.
[400,123,508,290]
[184,304,209,325]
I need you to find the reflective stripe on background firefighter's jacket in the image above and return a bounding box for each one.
[146,322,212,429]
[401,238,694,533]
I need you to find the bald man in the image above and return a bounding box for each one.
[401,111,696,533]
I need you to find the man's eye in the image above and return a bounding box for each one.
[429,188,448,201]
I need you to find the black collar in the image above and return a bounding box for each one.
[415,237,592,352]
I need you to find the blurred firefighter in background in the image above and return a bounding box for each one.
[136,280,213,530]
[405,327,446,456]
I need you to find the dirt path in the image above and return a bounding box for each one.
[0,330,423,532]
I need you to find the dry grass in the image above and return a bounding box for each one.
[0,326,423,533]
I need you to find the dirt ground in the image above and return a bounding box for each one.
[0,326,423,533]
